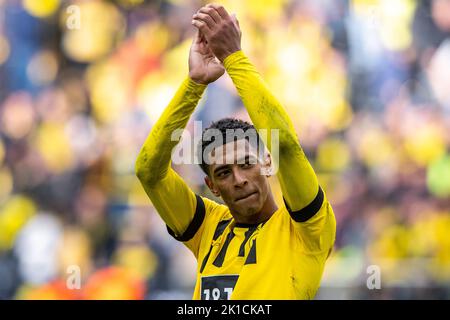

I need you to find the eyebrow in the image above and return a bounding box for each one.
[213,164,231,175]
[213,155,258,175]
[236,154,257,164]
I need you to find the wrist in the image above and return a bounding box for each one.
[218,48,241,63]
[188,74,209,86]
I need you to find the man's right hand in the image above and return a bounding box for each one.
[191,4,241,62]
[189,29,225,85]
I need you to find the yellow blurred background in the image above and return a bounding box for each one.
[0,0,449,299]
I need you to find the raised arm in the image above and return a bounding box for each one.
[191,4,319,212]
[135,30,224,246]
[192,4,335,254]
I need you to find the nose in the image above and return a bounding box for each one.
[232,167,248,188]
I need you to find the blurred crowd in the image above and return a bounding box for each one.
[0,0,449,299]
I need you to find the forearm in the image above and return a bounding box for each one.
[223,50,319,209]
[224,51,334,252]
[135,77,206,186]
[223,51,298,149]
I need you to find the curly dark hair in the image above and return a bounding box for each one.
[197,118,265,175]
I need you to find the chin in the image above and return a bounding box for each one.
[242,202,263,216]
[229,196,264,217]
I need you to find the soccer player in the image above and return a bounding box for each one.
[135,4,336,300]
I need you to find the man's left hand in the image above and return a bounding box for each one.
[191,4,242,62]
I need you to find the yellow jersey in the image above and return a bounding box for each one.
[168,188,334,299]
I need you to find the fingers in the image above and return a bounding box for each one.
[191,19,211,37]
[193,12,216,29]
[193,29,208,47]
[192,4,238,41]
[230,13,240,30]
[193,29,201,44]
[198,6,222,24]
[206,3,230,19]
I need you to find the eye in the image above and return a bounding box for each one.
[217,169,230,178]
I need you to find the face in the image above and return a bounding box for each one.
[205,139,272,220]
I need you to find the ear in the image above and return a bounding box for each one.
[260,152,273,177]
[205,175,221,197]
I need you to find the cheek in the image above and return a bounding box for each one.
[252,169,269,195]
[216,183,232,200]
[259,179,269,198]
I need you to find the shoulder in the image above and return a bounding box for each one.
[199,195,232,233]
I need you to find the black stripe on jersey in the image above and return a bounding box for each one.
[200,218,232,273]
[244,239,257,265]
[283,186,324,223]
[213,219,233,240]
[238,226,257,257]
[166,194,205,242]
[213,231,235,267]
[200,247,213,274]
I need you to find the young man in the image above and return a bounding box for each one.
[135,4,336,300]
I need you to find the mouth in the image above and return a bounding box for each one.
[235,191,258,202]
